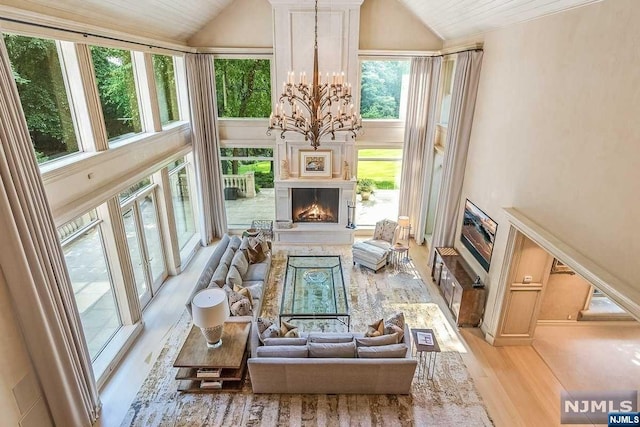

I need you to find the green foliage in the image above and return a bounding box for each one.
[356,178,376,194]
[254,171,274,189]
[214,59,271,118]
[360,60,409,119]
[152,54,179,124]
[90,46,142,139]
[5,34,78,163]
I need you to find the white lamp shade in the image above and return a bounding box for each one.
[191,288,229,329]
[398,216,410,227]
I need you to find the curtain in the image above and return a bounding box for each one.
[185,54,227,244]
[0,35,100,426]
[429,51,484,265]
[398,56,442,245]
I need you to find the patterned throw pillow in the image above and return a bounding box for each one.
[223,285,252,316]
[365,318,385,337]
[256,318,281,343]
[280,320,299,338]
[384,312,405,340]
[233,283,254,307]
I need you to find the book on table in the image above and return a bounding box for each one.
[197,368,221,378]
[200,380,223,389]
[416,331,434,346]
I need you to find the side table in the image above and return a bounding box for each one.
[390,244,409,269]
[411,328,441,381]
[173,322,250,392]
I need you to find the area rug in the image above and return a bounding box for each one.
[121,245,493,426]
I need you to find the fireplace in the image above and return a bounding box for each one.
[291,188,339,223]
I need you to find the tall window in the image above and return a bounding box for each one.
[219,148,274,227]
[214,59,271,118]
[58,210,121,360]
[356,148,403,226]
[360,60,410,120]
[169,161,196,250]
[4,34,79,163]
[152,54,179,125]
[91,46,142,142]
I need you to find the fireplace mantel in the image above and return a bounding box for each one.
[274,178,356,244]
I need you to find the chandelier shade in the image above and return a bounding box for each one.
[267,0,362,150]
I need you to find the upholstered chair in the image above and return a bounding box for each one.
[352,219,398,272]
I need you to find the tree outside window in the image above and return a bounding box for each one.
[5,34,79,163]
[360,60,410,120]
[152,54,179,125]
[214,59,271,118]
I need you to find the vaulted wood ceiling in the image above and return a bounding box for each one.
[0,0,601,43]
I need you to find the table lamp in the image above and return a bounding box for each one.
[191,288,229,348]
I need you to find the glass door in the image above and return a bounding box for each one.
[138,191,166,294]
[122,206,150,306]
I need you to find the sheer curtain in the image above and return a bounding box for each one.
[0,34,100,426]
[398,56,441,245]
[429,50,484,265]
[186,54,227,244]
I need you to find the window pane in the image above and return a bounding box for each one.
[360,60,410,120]
[167,158,185,171]
[4,34,79,163]
[356,149,403,226]
[91,46,142,142]
[170,167,196,249]
[139,193,165,283]
[119,178,152,203]
[60,221,121,360]
[214,59,271,118]
[152,54,179,125]
[122,208,147,299]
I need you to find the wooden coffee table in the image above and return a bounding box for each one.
[173,322,250,392]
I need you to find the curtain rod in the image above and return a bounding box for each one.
[0,16,192,55]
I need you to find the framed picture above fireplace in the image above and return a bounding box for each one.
[299,150,332,178]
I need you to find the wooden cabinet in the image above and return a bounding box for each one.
[432,247,486,327]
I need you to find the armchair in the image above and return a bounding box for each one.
[352,219,398,272]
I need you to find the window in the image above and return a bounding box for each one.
[4,34,79,164]
[360,60,410,120]
[169,162,196,250]
[439,59,456,125]
[214,59,271,118]
[91,46,142,142]
[152,54,180,125]
[356,148,403,226]
[58,210,121,360]
[219,148,274,227]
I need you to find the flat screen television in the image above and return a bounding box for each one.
[460,199,498,272]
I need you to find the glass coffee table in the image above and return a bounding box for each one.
[280,255,350,330]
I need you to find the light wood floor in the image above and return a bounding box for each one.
[98,240,636,427]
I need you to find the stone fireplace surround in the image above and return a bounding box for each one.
[274,178,356,244]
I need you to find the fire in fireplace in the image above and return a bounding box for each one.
[292,188,339,223]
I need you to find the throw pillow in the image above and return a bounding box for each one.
[249,233,270,254]
[256,318,281,344]
[308,341,357,358]
[246,241,266,264]
[228,235,242,251]
[239,236,250,251]
[231,250,249,277]
[223,285,252,316]
[208,263,228,288]
[233,283,254,307]
[220,247,235,267]
[384,312,405,340]
[357,343,408,359]
[280,320,299,338]
[225,265,243,287]
[365,318,385,337]
[355,332,400,347]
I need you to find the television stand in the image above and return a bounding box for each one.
[432,247,486,327]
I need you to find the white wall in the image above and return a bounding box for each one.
[359,0,442,50]
[457,0,640,333]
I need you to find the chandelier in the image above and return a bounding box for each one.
[267,0,362,150]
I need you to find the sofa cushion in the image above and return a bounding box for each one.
[208,263,228,288]
[220,247,235,267]
[226,265,243,287]
[365,318,385,337]
[384,312,406,340]
[365,239,393,251]
[263,337,308,346]
[356,333,400,347]
[228,235,242,251]
[245,262,269,282]
[357,343,408,358]
[308,333,354,343]
[231,250,249,277]
[308,341,357,358]
[256,345,309,358]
